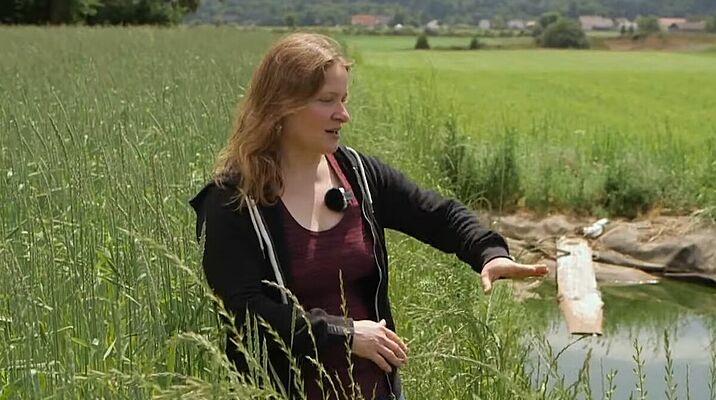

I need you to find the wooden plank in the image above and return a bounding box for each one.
[556,237,604,335]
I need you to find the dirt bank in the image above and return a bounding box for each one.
[487,211,716,286]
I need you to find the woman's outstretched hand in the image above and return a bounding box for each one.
[480,257,548,294]
[352,319,408,373]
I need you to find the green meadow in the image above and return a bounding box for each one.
[346,35,716,215]
[1,27,715,399]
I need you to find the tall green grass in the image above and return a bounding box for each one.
[0,26,536,399]
[1,27,715,399]
[0,26,272,398]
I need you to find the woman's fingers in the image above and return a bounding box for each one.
[377,319,407,360]
[481,273,494,294]
[368,352,392,373]
[352,319,408,372]
[481,261,549,294]
[377,343,404,368]
[381,336,407,364]
[383,327,408,355]
[510,263,548,278]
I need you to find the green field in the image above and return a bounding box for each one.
[343,34,535,51]
[345,35,716,215]
[1,27,715,399]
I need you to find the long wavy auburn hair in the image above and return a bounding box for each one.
[214,33,352,206]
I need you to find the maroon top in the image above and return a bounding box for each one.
[279,154,388,400]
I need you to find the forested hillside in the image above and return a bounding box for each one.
[188,0,716,26]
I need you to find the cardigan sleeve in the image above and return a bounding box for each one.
[358,153,511,272]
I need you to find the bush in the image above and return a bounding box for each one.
[468,37,482,50]
[539,11,561,29]
[602,161,658,219]
[415,34,430,50]
[636,15,660,34]
[540,18,589,49]
[706,15,716,33]
[533,11,561,38]
[437,118,522,211]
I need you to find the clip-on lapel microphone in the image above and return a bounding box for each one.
[324,187,353,212]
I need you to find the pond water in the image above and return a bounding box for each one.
[525,279,716,399]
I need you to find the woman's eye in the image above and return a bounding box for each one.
[318,98,333,103]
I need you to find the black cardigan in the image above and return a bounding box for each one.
[189,145,511,399]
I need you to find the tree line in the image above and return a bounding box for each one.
[1,0,199,24]
[190,0,716,27]
[3,0,716,26]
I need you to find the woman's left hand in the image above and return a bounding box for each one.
[480,257,548,294]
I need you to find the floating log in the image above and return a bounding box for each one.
[556,237,604,335]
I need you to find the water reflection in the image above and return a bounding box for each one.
[525,280,716,399]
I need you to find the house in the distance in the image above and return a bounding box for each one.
[615,18,637,31]
[507,19,526,30]
[478,19,491,30]
[658,17,687,31]
[351,14,391,27]
[665,20,706,32]
[678,21,706,31]
[426,19,441,33]
[579,15,615,31]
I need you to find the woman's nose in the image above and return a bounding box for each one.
[333,103,350,123]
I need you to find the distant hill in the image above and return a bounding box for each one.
[187,0,716,26]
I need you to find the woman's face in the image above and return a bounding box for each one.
[281,62,350,156]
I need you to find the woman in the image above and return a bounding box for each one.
[190,33,547,400]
